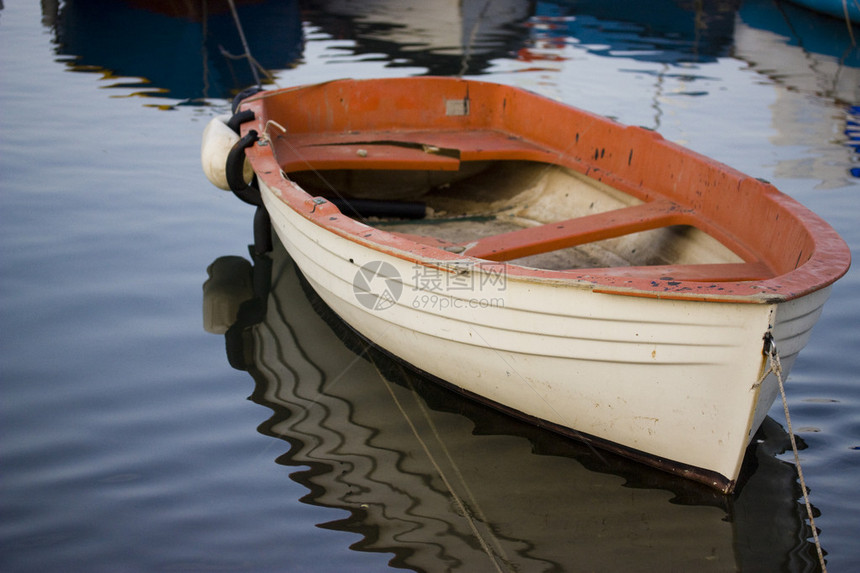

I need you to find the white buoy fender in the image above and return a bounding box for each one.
[202,256,255,334]
[201,114,254,190]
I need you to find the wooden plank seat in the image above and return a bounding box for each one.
[272,129,561,173]
[461,199,693,261]
[458,199,774,282]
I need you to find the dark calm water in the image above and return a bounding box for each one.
[1,1,858,571]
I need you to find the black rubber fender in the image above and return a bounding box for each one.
[227,109,255,134]
[226,130,262,207]
[231,86,265,114]
[253,206,273,255]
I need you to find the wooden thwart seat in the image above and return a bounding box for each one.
[274,129,559,173]
[461,199,694,261]
[459,199,774,282]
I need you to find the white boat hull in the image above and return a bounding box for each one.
[260,180,830,491]
[204,77,846,493]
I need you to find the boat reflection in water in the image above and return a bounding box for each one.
[304,0,740,76]
[44,0,303,103]
[735,0,860,184]
[523,0,741,64]
[204,237,821,572]
[304,0,534,76]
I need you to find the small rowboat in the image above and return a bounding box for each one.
[202,77,850,492]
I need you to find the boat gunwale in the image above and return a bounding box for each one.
[241,77,850,304]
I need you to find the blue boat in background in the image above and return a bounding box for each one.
[786,0,860,23]
[736,0,859,180]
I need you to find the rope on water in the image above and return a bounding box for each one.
[765,335,827,572]
[372,361,508,573]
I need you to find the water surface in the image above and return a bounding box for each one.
[1,1,858,571]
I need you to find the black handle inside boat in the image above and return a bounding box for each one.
[329,198,427,220]
[226,130,262,207]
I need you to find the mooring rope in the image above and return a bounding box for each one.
[402,373,514,567]
[226,0,263,88]
[842,0,859,45]
[765,338,827,572]
[372,361,508,573]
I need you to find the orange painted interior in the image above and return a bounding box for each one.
[242,78,850,300]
